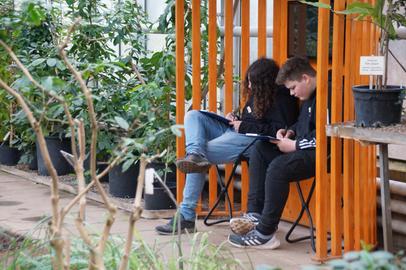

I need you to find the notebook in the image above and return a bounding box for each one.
[199,110,231,125]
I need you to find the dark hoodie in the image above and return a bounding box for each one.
[289,90,316,150]
[238,86,298,136]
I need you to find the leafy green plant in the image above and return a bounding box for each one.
[301,0,406,88]
[2,224,245,270]
[301,250,406,270]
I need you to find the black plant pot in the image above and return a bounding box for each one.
[144,162,177,210]
[96,162,109,183]
[144,181,177,210]
[83,158,109,183]
[109,162,139,198]
[353,85,405,127]
[0,144,21,165]
[36,137,73,176]
[147,162,177,182]
[28,154,38,170]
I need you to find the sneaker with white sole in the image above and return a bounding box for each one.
[229,212,261,235]
[228,229,280,250]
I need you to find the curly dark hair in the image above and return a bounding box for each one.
[242,58,280,119]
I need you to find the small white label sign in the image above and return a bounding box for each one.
[360,56,385,75]
[145,168,155,195]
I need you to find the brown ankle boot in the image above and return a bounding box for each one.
[175,154,211,173]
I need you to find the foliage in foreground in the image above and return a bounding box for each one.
[1,226,244,270]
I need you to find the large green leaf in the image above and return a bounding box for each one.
[30,58,46,67]
[46,58,57,67]
[336,2,374,16]
[121,159,134,172]
[299,1,331,9]
[114,116,129,130]
[25,3,46,26]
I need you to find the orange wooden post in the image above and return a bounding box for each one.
[343,0,355,251]
[279,1,288,62]
[330,0,345,257]
[273,0,281,63]
[207,0,218,213]
[353,141,361,250]
[240,0,250,213]
[353,9,364,249]
[175,0,186,203]
[371,145,377,245]
[258,0,266,57]
[315,0,330,260]
[192,0,201,107]
[224,0,234,212]
[192,0,203,214]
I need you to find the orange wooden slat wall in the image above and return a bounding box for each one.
[192,0,201,107]
[224,0,234,213]
[174,0,379,260]
[258,0,266,57]
[207,0,218,215]
[240,0,250,213]
[192,0,203,214]
[330,0,345,257]
[175,0,185,203]
[315,0,330,260]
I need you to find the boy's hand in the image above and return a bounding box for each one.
[274,138,296,153]
[229,120,242,132]
[276,128,295,139]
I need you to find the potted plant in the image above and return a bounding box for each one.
[108,81,178,199]
[0,96,21,166]
[144,154,177,211]
[0,1,21,165]
[303,0,406,127]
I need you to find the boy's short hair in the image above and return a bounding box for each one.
[276,56,316,85]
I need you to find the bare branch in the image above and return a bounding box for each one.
[130,61,146,85]
[0,77,64,268]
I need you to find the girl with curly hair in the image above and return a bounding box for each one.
[155,57,299,235]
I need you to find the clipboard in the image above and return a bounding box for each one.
[199,110,231,125]
[245,133,280,142]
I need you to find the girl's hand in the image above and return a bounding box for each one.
[225,112,238,121]
[229,120,242,132]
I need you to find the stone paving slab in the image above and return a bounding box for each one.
[0,169,320,269]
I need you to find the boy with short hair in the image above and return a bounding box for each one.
[228,56,317,249]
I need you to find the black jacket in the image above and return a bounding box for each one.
[290,90,316,150]
[238,86,298,136]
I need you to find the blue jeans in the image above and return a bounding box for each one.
[179,110,255,220]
